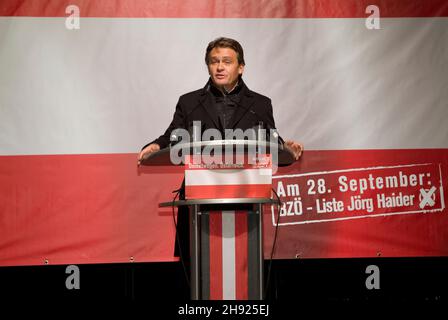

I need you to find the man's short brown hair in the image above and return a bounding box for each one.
[205,37,245,66]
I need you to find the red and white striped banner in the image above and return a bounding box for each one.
[0,0,447,266]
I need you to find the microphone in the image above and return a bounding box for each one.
[256,120,266,142]
[248,108,284,144]
[170,133,179,146]
[187,120,206,142]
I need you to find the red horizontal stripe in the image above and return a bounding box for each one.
[1,0,447,18]
[186,184,271,199]
[0,153,184,266]
[1,149,447,266]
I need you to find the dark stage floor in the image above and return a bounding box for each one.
[1,257,447,304]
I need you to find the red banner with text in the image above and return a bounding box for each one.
[264,150,448,259]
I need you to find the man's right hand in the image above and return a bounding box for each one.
[137,143,160,165]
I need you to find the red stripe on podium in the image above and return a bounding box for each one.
[235,211,249,300]
[186,184,271,199]
[209,212,223,300]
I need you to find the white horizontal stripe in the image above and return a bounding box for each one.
[0,18,447,155]
[222,211,236,300]
[185,168,272,186]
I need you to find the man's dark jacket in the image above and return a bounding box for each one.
[144,79,277,149]
[142,79,278,260]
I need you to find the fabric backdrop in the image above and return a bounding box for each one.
[0,0,447,266]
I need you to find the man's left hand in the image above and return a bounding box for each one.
[284,140,304,161]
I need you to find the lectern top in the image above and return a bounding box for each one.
[159,197,279,208]
[140,139,295,167]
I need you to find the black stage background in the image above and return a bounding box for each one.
[1,257,447,304]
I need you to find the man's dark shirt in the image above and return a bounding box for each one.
[208,80,243,131]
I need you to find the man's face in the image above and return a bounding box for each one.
[207,47,244,91]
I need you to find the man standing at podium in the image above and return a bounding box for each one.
[138,37,303,163]
[137,37,303,263]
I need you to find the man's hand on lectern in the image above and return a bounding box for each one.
[284,140,304,161]
[137,143,161,165]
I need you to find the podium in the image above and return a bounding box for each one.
[141,140,294,300]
